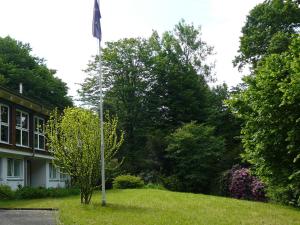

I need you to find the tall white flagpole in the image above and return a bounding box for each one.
[92,0,105,206]
[98,39,106,206]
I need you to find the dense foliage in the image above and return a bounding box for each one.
[79,21,241,194]
[0,36,72,109]
[113,175,144,189]
[0,184,15,200]
[234,0,300,70]
[15,187,80,199]
[229,36,300,206]
[165,122,225,193]
[46,107,123,204]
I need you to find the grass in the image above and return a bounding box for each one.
[0,189,299,225]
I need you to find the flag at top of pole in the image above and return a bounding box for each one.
[92,0,102,41]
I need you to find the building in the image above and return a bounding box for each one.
[0,85,67,190]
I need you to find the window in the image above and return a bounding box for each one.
[0,105,9,143]
[16,110,29,147]
[60,170,68,181]
[34,117,45,150]
[49,163,57,180]
[0,158,2,179]
[7,158,22,178]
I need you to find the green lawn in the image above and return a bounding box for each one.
[0,189,299,225]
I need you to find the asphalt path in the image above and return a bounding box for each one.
[0,210,57,225]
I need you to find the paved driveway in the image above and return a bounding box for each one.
[0,210,57,225]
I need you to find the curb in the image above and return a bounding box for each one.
[0,208,58,211]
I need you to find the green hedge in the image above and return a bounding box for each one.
[0,185,15,200]
[0,185,80,200]
[113,175,144,189]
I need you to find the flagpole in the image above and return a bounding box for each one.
[98,38,106,206]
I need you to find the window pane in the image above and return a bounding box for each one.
[14,160,21,177]
[16,111,21,127]
[7,159,13,176]
[34,117,38,132]
[16,129,21,145]
[39,119,44,133]
[34,134,38,148]
[21,113,28,129]
[1,106,8,124]
[1,125,8,142]
[39,135,45,150]
[22,131,29,146]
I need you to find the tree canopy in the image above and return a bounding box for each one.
[79,21,241,192]
[228,36,300,206]
[0,36,72,109]
[233,0,300,70]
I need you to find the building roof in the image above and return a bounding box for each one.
[0,86,52,116]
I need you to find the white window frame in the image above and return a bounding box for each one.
[7,158,23,178]
[34,116,45,150]
[49,163,58,180]
[0,104,9,144]
[16,110,29,147]
[0,158,2,180]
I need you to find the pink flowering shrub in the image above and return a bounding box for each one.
[228,166,266,201]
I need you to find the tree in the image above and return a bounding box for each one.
[78,21,215,175]
[0,36,72,109]
[228,36,300,206]
[165,122,225,193]
[206,84,243,170]
[46,107,123,204]
[234,0,300,70]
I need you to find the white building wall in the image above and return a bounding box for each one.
[0,153,68,190]
[0,157,25,190]
[46,161,66,188]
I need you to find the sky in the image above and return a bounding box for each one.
[0,0,263,100]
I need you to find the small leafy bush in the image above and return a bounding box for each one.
[113,175,144,189]
[0,185,15,200]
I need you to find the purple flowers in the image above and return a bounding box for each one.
[228,167,266,201]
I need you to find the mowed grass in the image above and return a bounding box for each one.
[0,189,299,225]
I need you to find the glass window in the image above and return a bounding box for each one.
[49,163,57,179]
[7,158,22,178]
[34,117,45,150]
[16,110,29,147]
[0,105,9,143]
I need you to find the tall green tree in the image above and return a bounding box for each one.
[165,122,225,193]
[228,36,300,206]
[79,21,215,175]
[234,0,300,70]
[0,36,72,109]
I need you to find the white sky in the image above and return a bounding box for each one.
[0,0,263,100]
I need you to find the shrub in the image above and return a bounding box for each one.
[144,183,166,190]
[228,166,266,201]
[113,175,144,189]
[15,186,48,199]
[47,187,80,198]
[0,185,15,200]
[15,186,80,199]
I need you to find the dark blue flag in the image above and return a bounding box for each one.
[92,0,102,40]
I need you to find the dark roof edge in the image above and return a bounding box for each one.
[0,86,53,116]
